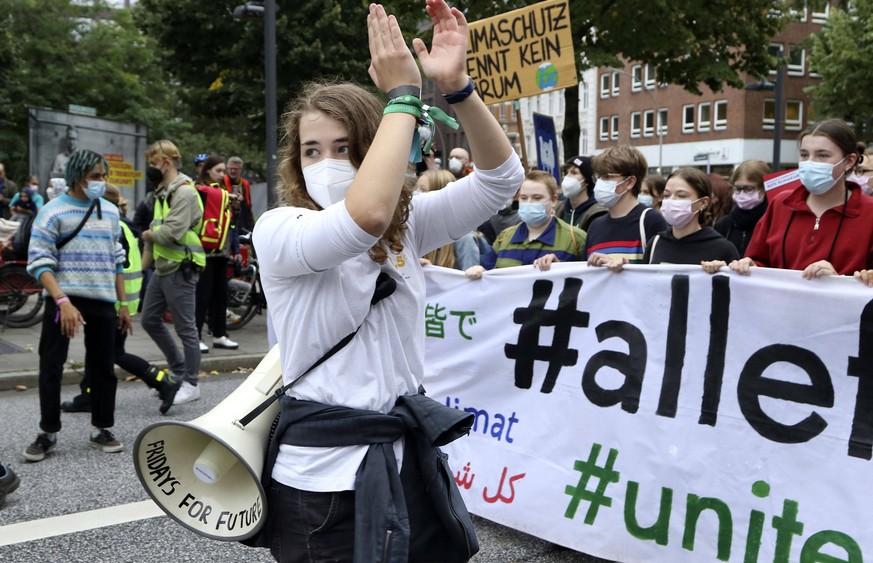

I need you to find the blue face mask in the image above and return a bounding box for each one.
[84,180,106,200]
[518,203,550,227]
[638,194,654,208]
[798,156,847,195]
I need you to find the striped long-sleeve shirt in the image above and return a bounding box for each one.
[27,193,125,302]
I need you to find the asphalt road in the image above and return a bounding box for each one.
[0,372,611,563]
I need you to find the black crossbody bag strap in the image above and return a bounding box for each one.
[237,272,397,428]
[57,199,100,251]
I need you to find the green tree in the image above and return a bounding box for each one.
[807,0,873,140]
[132,0,376,177]
[134,0,793,162]
[0,0,179,181]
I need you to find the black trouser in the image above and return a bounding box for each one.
[39,296,117,432]
[78,328,153,396]
[195,256,229,339]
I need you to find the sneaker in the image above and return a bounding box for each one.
[173,381,201,405]
[213,335,239,350]
[61,393,91,413]
[157,372,180,415]
[89,429,124,453]
[0,464,21,506]
[23,433,57,462]
[199,341,209,353]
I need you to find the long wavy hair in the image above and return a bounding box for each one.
[276,81,412,264]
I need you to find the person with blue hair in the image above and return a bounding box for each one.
[23,149,130,462]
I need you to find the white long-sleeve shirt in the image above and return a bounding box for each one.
[254,154,524,491]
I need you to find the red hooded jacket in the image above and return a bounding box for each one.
[744,183,873,274]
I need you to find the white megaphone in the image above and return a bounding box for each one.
[133,345,283,541]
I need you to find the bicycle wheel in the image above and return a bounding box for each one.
[0,263,45,327]
[226,277,257,331]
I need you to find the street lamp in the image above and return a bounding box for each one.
[233,0,277,206]
[608,67,663,174]
[745,46,785,171]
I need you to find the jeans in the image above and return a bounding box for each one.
[140,268,200,384]
[267,481,355,563]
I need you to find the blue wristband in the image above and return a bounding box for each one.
[442,78,475,105]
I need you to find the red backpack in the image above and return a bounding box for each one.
[196,184,231,252]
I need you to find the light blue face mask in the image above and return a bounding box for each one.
[638,194,654,208]
[518,203,550,227]
[798,155,847,195]
[84,180,106,200]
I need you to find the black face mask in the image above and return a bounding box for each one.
[146,166,164,186]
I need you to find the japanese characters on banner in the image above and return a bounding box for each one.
[422,263,873,563]
[466,0,577,104]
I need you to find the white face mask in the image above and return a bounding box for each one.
[594,178,628,208]
[448,158,463,174]
[561,176,583,199]
[302,159,357,208]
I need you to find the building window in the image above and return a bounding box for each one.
[611,72,620,96]
[811,3,829,23]
[581,82,589,109]
[644,65,656,89]
[763,99,775,129]
[600,74,610,98]
[714,100,727,130]
[581,128,588,155]
[785,100,803,130]
[658,109,668,136]
[643,110,655,137]
[789,4,807,22]
[599,117,609,141]
[611,115,619,140]
[698,102,712,132]
[498,103,506,120]
[630,112,641,138]
[768,43,783,75]
[682,104,695,134]
[787,46,805,76]
[631,65,642,92]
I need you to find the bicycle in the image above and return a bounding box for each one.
[0,257,45,329]
[226,231,266,331]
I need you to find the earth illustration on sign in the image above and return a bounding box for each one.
[535,62,559,91]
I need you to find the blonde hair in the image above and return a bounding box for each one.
[146,140,182,167]
[419,169,458,268]
[276,81,411,264]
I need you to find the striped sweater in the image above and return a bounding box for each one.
[27,194,125,302]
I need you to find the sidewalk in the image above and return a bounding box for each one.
[0,309,271,391]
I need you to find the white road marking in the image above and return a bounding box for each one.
[0,500,165,546]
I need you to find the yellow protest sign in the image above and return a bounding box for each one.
[466,0,577,104]
[105,153,144,187]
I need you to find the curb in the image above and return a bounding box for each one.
[0,352,267,392]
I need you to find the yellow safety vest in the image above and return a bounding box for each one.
[152,184,206,268]
[116,221,142,315]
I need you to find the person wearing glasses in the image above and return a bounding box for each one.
[585,145,667,266]
[713,159,770,256]
[703,119,873,285]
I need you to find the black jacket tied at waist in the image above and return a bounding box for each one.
[257,392,479,563]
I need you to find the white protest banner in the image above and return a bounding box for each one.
[422,263,873,563]
[466,0,577,104]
